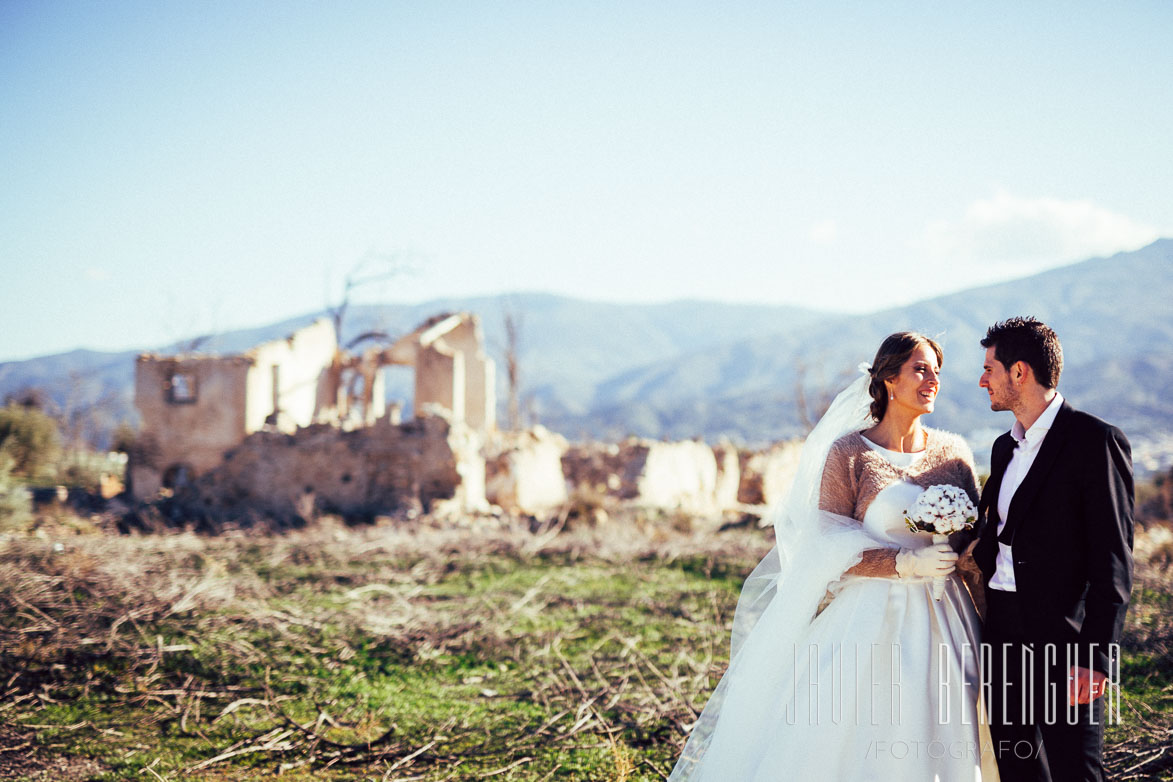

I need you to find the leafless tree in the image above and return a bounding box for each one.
[161,291,223,353]
[53,369,124,454]
[503,308,523,431]
[328,252,419,344]
[794,360,853,434]
[323,252,422,424]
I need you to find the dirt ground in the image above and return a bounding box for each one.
[0,725,110,781]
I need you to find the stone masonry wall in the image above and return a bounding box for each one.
[485,426,569,518]
[187,416,485,522]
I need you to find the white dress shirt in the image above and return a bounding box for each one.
[989,392,1064,592]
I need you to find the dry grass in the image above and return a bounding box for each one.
[1107,523,1173,781]
[1,514,1170,780]
[0,514,765,780]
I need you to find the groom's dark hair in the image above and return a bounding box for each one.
[981,316,1063,389]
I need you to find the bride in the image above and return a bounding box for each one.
[670,333,999,781]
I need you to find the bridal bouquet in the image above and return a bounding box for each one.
[904,484,976,600]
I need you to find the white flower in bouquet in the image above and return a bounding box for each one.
[904,484,976,600]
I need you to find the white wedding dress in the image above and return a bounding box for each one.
[671,440,998,781]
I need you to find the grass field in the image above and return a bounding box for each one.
[2,514,1171,781]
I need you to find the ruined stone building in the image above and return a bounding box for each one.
[383,312,496,431]
[130,313,496,518]
[131,318,338,498]
[127,310,802,525]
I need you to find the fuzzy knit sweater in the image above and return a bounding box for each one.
[818,428,985,610]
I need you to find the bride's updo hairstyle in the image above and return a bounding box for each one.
[867,332,943,422]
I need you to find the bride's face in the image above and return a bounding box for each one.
[885,344,940,417]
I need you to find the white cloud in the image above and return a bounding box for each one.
[916,191,1159,269]
[85,268,110,281]
[808,218,838,246]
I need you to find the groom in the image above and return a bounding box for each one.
[972,317,1134,781]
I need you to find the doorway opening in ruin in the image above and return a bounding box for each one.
[384,364,414,418]
[162,462,195,490]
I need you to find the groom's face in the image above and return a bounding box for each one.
[980,346,1018,412]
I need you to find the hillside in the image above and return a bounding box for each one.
[560,239,1173,445]
[1,240,1169,461]
[0,296,828,443]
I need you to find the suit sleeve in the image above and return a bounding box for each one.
[1079,425,1134,675]
[977,436,1007,538]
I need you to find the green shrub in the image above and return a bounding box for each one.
[0,402,61,479]
[0,451,33,532]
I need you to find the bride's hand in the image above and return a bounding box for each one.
[895,544,958,579]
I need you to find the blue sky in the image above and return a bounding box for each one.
[2,1,1170,362]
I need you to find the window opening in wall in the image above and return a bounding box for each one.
[385,364,414,418]
[167,373,197,403]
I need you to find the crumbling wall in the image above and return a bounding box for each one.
[635,440,720,514]
[561,441,640,500]
[712,440,742,510]
[131,318,339,500]
[562,438,729,515]
[558,437,804,519]
[400,313,495,433]
[132,355,252,498]
[435,317,495,432]
[447,419,487,515]
[416,346,464,422]
[485,426,568,517]
[738,439,803,508]
[244,318,337,432]
[187,416,485,522]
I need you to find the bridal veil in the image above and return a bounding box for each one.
[669,368,895,780]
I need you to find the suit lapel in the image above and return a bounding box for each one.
[976,433,1015,572]
[981,436,1014,519]
[997,401,1072,545]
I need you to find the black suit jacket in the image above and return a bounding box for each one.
[975,401,1134,674]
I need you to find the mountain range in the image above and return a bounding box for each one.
[2,239,1170,470]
